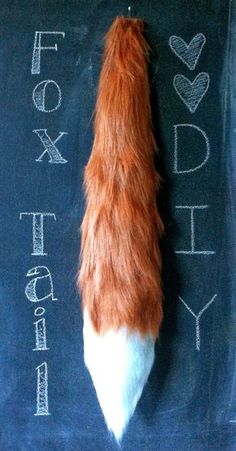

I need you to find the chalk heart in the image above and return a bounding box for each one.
[174,72,210,114]
[169,33,206,70]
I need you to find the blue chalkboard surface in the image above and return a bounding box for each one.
[0,1,235,450]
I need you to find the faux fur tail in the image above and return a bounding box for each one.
[77,16,164,442]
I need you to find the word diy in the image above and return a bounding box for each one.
[169,33,217,351]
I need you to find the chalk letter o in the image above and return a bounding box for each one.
[32,80,62,113]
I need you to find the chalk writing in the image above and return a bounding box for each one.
[25,266,58,302]
[27,27,65,419]
[20,212,56,256]
[33,129,68,163]
[173,72,210,113]
[179,294,217,351]
[174,124,210,173]
[31,31,65,74]
[34,362,51,416]
[32,80,62,113]
[33,318,49,351]
[169,33,206,70]
[34,307,46,316]
[175,205,215,255]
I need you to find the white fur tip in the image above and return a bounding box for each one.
[83,308,155,442]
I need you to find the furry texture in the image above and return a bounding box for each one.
[83,307,155,442]
[78,16,164,338]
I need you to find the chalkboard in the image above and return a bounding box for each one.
[0,1,235,450]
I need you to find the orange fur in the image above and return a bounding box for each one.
[77,17,164,338]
